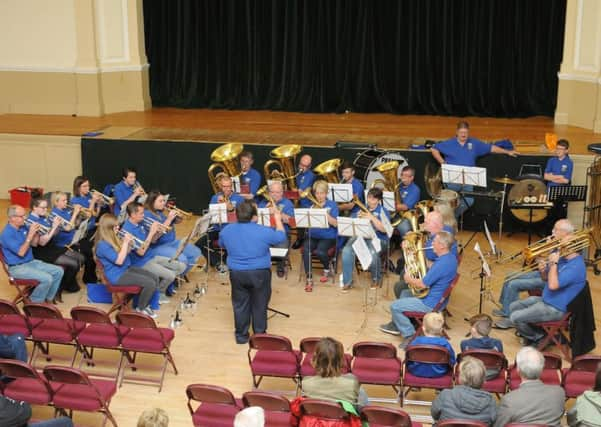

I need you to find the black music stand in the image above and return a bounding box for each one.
[547,185,588,203]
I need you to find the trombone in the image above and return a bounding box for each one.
[143,217,172,234]
[91,190,114,206]
[117,229,147,250]
[24,218,52,235]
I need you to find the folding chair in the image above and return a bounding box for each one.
[351,341,402,403]
[505,424,549,427]
[455,349,508,395]
[242,390,292,427]
[23,303,83,366]
[95,259,142,315]
[562,354,601,398]
[116,311,177,392]
[0,359,53,406]
[298,398,351,424]
[360,405,421,427]
[299,337,352,378]
[298,244,337,284]
[247,333,301,391]
[0,245,40,305]
[437,420,488,427]
[186,383,242,427]
[401,345,454,407]
[533,312,572,361]
[508,351,562,390]
[70,306,123,376]
[43,365,117,427]
[0,298,34,336]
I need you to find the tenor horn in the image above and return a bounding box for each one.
[263,144,302,190]
[209,143,244,193]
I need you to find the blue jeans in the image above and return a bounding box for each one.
[509,296,564,342]
[0,333,28,362]
[31,417,74,427]
[396,218,413,239]
[342,238,388,285]
[446,183,472,218]
[8,260,63,303]
[391,289,432,337]
[498,270,546,316]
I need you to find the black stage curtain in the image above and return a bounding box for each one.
[143,0,566,117]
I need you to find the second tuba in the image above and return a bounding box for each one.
[263,144,302,190]
[208,143,244,193]
[402,231,430,298]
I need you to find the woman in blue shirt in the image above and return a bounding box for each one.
[70,176,101,232]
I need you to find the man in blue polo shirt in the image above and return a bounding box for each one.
[219,200,287,344]
[113,167,145,219]
[0,205,63,303]
[509,219,586,346]
[239,151,262,200]
[337,161,365,216]
[395,166,421,238]
[292,154,316,249]
[544,139,573,225]
[380,230,458,349]
[431,121,518,217]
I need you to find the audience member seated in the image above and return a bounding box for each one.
[431,356,497,426]
[234,406,265,427]
[0,395,73,427]
[567,362,601,427]
[494,346,565,427]
[461,314,504,380]
[301,337,368,407]
[137,408,169,427]
[406,312,456,378]
[0,333,27,363]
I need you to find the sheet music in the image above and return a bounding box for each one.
[474,242,491,277]
[231,176,241,193]
[209,203,228,224]
[185,215,212,251]
[371,237,382,253]
[336,217,373,238]
[256,207,271,227]
[294,208,329,229]
[382,191,396,211]
[442,164,487,187]
[327,183,353,202]
[352,236,373,270]
[380,210,394,238]
[70,219,89,246]
[269,248,288,257]
[483,221,496,255]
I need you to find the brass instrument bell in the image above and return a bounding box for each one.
[208,143,244,193]
[313,158,342,184]
[263,144,302,190]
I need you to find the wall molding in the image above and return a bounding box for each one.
[95,0,130,64]
[573,0,601,73]
[557,72,598,84]
[0,64,149,74]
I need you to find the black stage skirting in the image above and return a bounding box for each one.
[81,138,552,232]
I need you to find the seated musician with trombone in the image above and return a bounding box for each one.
[257,181,294,278]
[0,205,64,303]
[239,151,262,199]
[340,187,389,292]
[143,190,202,274]
[51,191,97,284]
[337,161,365,216]
[395,165,421,239]
[113,167,146,219]
[302,180,339,292]
[122,202,187,303]
[195,174,245,273]
[380,231,458,349]
[292,154,316,249]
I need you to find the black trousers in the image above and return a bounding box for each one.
[230,269,272,344]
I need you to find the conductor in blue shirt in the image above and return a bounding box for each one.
[219,200,287,344]
[431,121,518,217]
[544,139,573,225]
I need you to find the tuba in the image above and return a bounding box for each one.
[313,158,342,183]
[372,161,402,226]
[208,143,244,193]
[402,231,430,298]
[401,210,419,232]
[263,145,302,190]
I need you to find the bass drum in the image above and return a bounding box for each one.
[353,149,409,189]
[508,175,549,223]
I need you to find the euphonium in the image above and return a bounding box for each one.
[402,231,430,298]
[415,200,435,218]
[401,209,419,232]
[372,161,403,226]
[313,158,342,183]
[263,144,302,190]
[208,143,244,194]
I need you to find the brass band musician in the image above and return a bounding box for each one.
[395,166,421,238]
[337,161,365,216]
[239,151,262,199]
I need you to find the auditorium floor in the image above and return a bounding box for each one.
[0,200,599,426]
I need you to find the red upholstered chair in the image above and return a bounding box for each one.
[455,349,508,395]
[505,424,550,427]
[437,420,488,427]
[533,312,572,361]
[95,259,142,315]
[298,244,337,284]
[242,390,292,427]
[351,342,402,401]
[43,365,117,427]
[401,345,454,407]
[562,354,601,398]
[0,298,34,336]
[299,337,352,378]
[0,359,53,406]
[70,306,124,375]
[360,405,422,427]
[508,351,562,390]
[116,311,178,392]
[298,398,351,424]
[0,245,40,305]
[186,383,242,427]
[22,303,83,366]
[247,333,301,391]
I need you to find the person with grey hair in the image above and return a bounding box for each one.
[137,408,169,427]
[431,356,496,425]
[494,347,565,427]
[234,406,265,427]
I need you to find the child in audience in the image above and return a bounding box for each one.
[406,312,455,378]
[460,314,504,380]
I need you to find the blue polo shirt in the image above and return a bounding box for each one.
[210,192,245,232]
[425,225,458,261]
[113,181,135,216]
[51,207,74,247]
[143,209,175,245]
[258,197,295,233]
[96,240,131,284]
[545,155,573,188]
[434,137,492,166]
[297,170,316,208]
[460,336,504,353]
[407,336,455,377]
[219,222,286,270]
[71,194,96,229]
[310,199,339,239]
[421,252,457,308]
[27,213,52,229]
[241,168,262,195]
[121,219,155,267]
[543,255,586,312]
[345,179,365,216]
[399,183,420,210]
[351,204,390,241]
[0,224,33,265]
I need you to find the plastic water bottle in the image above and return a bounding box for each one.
[339,274,344,288]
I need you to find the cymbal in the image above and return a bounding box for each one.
[493,176,518,185]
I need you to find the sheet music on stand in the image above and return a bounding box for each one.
[209,203,229,225]
[352,237,372,271]
[547,185,588,202]
[294,209,329,229]
[69,219,89,246]
[328,183,353,202]
[442,164,487,188]
[256,208,271,227]
[337,217,378,267]
[171,215,211,262]
[483,221,497,256]
[231,176,241,193]
[364,189,395,212]
[269,248,289,258]
[474,243,491,277]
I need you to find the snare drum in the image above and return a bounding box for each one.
[352,149,409,189]
[435,189,459,209]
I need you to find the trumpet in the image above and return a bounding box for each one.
[24,218,52,235]
[91,190,114,206]
[167,205,193,219]
[48,212,74,229]
[117,229,146,250]
[67,203,94,218]
[143,217,172,234]
[134,181,146,196]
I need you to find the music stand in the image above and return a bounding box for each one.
[547,185,587,203]
[208,203,231,284]
[464,242,498,318]
[66,219,90,251]
[328,183,353,202]
[442,164,487,229]
[294,208,329,281]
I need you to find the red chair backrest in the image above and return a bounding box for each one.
[458,349,507,371]
[432,274,460,312]
[352,342,397,359]
[542,352,563,370]
[249,333,294,352]
[242,391,290,412]
[0,359,42,380]
[186,383,238,405]
[43,365,91,386]
[405,345,452,366]
[300,399,348,420]
[0,299,21,316]
[0,246,10,276]
[300,337,321,354]
[71,306,112,325]
[360,405,412,427]
[437,420,488,427]
[23,303,64,320]
[116,311,158,329]
[569,355,601,372]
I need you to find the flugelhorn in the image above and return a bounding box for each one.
[143,217,172,234]
[24,218,51,235]
[117,229,146,250]
[134,181,147,196]
[352,195,371,215]
[256,186,281,210]
[67,203,94,217]
[91,190,114,206]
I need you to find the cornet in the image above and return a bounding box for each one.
[47,212,74,230]
[143,217,172,234]
[24,218,52,235]
[167,206,193,219]
[134,181,146,196]
[67,203,94,218]
[91,190,114,206]
[117,229,147,250]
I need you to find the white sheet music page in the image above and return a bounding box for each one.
[256,207,271,227]
[209,203,228,224]
[474,242,491,277]
[483,221,496,255]
[352,236,373,270]
[328,183,353,202]
[380,210,394,238]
